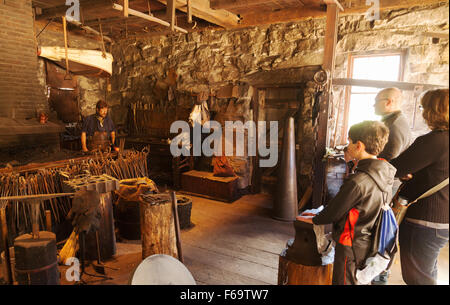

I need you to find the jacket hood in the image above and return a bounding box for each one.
[355,158,397,193]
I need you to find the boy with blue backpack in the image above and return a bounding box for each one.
[297,121,397,285]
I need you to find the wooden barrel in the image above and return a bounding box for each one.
[84,192,116,261]
[278,248,333,285]
[140,194,178,260]
[13,231,59,285]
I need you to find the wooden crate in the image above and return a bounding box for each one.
[181,170,239,203]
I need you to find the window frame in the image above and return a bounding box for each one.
[340,50,406,144]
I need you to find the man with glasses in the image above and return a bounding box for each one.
[372,87,412,285]
[374,87,412,161]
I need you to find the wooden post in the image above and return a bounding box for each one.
[167,0,176,31]
[312,3,339,208]
[187,0,192,23]
[323,4,339,83]
[123,0,129,17]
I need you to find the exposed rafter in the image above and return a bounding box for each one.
[210,0,305,10]
[156,0,240,28]
[35,0,114,20]
[66,18,113,43]
[112,3,188,33]
[238,6,325,28]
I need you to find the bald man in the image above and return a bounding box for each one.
[374,87,412,161]
[372,87,412,285]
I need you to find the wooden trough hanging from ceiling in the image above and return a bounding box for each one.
[37,46,113,77]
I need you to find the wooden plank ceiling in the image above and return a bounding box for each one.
[32,0,447,41]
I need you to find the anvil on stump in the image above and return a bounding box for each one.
[278,220,333,285]
[63,174,119,261]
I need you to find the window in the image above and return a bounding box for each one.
[342,53,404,140]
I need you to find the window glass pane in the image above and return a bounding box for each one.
[345,54,402,137]
[351,55,401,94]
[347,93,379,130]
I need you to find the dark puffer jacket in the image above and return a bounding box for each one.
[313,158,397,248]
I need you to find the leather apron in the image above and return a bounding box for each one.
[88,131,110,151]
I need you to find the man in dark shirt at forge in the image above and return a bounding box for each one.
[81,100,116,152]
[374,87,412,161]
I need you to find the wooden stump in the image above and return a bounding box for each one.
[278,248,333,285]
[85,192,116,261]
[140,195,178,260]
[13,231,59,285]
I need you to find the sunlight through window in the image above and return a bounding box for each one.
[347,55,402,132]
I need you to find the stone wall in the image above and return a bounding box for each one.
[109,2,448,193]
[331,2,449,144]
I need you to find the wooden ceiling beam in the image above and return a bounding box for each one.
[156,0,240,28]
[238,6,325,28]
[343,0,446,10]
[66,18,113,42]
[34,19,112,44]
[35,0,114,20]
[34,0,445,30]
[210,0,304,10]
[323,0,344,11]
[238,0,444,27]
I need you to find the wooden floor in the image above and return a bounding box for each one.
[4,192,448,285]
[58,193,295,285]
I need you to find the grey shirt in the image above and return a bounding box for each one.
[378,111,412,161]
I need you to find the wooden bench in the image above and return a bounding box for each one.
[181,170,239,203]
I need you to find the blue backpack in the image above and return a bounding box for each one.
[370,201,399,265]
